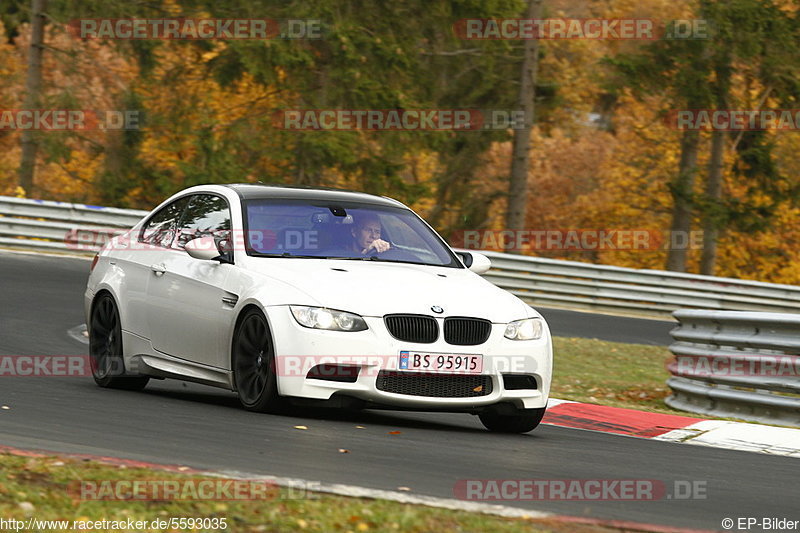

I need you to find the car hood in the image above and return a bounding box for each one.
[243,258,534,323]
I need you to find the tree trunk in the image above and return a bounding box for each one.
[665,128,699,272]
[700,129,725,275]
[18,0,47,196]
[505,0,543,245]
[700,50,731,276]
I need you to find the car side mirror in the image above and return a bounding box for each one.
[455,250,491,274]
[185,236,232,264]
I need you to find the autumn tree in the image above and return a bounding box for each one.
[696,0,800,274]
[506,0,543,241]
[17,0,46,195]
[608,21,712,272]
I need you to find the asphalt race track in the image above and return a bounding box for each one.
[0,250,793,530]
[536,307,674,346]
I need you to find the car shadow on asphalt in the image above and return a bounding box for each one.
[135,381,535,436]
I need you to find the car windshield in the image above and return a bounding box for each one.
[243,199,460,267]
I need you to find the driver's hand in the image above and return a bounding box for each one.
[362,239,391,254]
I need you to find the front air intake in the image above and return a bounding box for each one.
[502,374,538,390]
[306,364,359,383]
[376,371,492,398]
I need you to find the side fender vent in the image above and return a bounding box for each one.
[222,292,239,308]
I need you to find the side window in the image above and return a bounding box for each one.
[140,197,191,248]
[173,194,232,250]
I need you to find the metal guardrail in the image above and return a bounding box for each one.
[0,196,147,254]
[2,195,800,318]
[667,310,800,426]
[482,251,800,317]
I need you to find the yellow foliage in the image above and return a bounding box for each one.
[406,150,444,216]
[37,150,103,202]
[135,39,285,199]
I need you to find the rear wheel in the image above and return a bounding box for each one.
[479,406,546,433]
[89,293,149,390]
[233,308,282,413]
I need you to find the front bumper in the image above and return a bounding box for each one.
[265,306,552,411]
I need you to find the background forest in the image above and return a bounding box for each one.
[1,0,799,282]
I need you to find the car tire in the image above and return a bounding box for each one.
[89,293,149,391]
[232,308,283,413]
[478,406,546,433]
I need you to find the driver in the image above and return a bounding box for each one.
[351,213,391,255]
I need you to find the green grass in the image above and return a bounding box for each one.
[551,336,689,416]
[0,453,631,533]
[550,336,795,425]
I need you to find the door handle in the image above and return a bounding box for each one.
[150,263,166,276]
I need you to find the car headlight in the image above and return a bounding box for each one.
[290,306,368,332]
[504,318,543,340]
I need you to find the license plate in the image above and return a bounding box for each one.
[398,351,483,374]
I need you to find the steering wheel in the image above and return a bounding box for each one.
[369,247,420,262]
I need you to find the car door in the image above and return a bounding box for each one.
[119,195,192,339]
[145,193,234,368]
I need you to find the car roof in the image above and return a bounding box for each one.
[223,183,405,208]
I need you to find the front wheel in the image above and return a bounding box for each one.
[89,293,149,391]
[479,407,546,433]
[233,308,283,413]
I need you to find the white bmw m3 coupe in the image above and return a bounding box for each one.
[85,184,552,432]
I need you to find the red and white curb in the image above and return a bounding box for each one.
[545,399,800,457]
